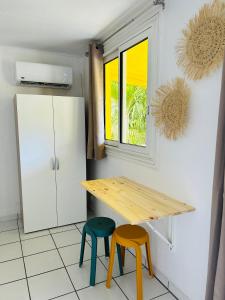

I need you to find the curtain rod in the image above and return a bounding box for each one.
[153,0,165,10]
[102,0,165,44]
[85,0,165,56]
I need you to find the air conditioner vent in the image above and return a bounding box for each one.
[19,80,70,89]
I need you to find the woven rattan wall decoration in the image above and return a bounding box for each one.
[151,78,190,140]
[177,0,225,80]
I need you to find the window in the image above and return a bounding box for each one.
[104,28,157,161]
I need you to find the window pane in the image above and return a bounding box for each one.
[121,39,148,146]
[104,58,119,141]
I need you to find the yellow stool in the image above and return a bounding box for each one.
[106,224,154,300]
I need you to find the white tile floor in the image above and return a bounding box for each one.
[0,219,177,300]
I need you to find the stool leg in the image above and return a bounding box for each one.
[106,234,116,288]
[104,237,110,257]
[79,226,86,268]
[116,244,123,276]
[121,246,125,266]
[135,246,143,300]
[90,233,97,286]
[145,235,154,277]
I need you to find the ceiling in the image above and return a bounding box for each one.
[0,0,146,55]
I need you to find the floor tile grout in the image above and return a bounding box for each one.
[0,255,23,264]
[0,225,79,243]
[76,279,107,292]
[0,277,27,287]
[64,257,137,279]
[49,291,77,299]
[149,292,170,300]
[26,267,65,280]
[112,278,130,300]
[97,254,130,300]
[20,233,50,241]
[63,257,93,268]
[23,248,57,258]
[0,240,103,265]
[143,263,174,298]
[0,240,20,247]
[49,231,81,300]
[50,228,79,236]
[0,228,19,233]
[17,218,32,300]
[57,240,86,250]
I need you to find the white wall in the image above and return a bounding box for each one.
[0,45,85,220]
[88,0,222,299]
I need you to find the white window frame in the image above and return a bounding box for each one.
[103,15,159,167]
[104,52,119,147]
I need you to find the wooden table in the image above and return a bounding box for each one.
[81,176,195,249]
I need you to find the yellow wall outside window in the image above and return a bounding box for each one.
[125,39,148,88]
[105,58,119,141]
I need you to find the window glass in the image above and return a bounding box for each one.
[104,58,119,141]
[121,39,148,146]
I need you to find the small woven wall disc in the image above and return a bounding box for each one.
[151,78,190,140]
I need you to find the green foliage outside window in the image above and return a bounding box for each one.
[110,81,147,146]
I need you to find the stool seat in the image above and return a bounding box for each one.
[115,224,147,245]
[85,217,115,237]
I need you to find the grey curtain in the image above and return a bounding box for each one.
[205,57,225,300]
[87,42,105,160]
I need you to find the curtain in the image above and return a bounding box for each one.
[87,42,105,160]
[205,57,225,300]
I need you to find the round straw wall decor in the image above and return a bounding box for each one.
[151,78,190,140]
[177,0,225,80]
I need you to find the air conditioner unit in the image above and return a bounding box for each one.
[16,62,73,89]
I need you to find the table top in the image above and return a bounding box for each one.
[81,176,195,225]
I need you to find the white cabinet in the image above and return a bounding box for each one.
[15,94,86,233]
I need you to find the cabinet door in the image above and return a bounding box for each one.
[16,95,57,232]
[53,96,86,226]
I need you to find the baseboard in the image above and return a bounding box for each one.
[168,281,190,300]
[152,265,169,289]
[149,264,190,299]
[0,213,18,222]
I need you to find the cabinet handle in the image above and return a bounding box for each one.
[56,158,59,170]
[51,158,56,170]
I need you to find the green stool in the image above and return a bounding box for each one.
[79,217,123,286]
